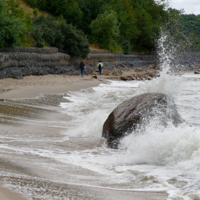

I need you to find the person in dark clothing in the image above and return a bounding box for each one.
[79,60,85,77]
[97,60,103,75]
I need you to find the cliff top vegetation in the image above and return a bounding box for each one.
[0,0,199,58]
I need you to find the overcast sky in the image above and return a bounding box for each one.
[170,0,200,14]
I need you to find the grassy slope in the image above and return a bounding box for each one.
[16,0,46,17]
[15,0,48,47]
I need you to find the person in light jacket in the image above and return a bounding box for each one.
[97,60,103,75]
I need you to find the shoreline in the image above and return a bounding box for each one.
[0,67,162,100]
[0,75,103,100]
[0,74,168,200]
[0,182,27,200]
[0,74,103,200]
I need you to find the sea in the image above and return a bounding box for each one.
[0,70,199,200]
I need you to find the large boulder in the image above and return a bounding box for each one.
[102,93,183,148]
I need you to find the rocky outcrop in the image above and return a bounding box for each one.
[0,52,79,79]
[119,68,160,81]
[0,65,79,79]
[1,47,200,79]
[102,93,183,148]
[0,47,156,79]
[70,54,156,70]
[0,52,70,69]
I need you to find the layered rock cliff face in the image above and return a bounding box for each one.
[1,47,199,79]
[0,47,155,79]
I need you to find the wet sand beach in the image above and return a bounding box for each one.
[0,182,27,200]
[0,74,168,200]
[0,75,101,99]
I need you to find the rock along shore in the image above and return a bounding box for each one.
[102,93,183,148]
[0,47,156,79]
[0,47,200,79]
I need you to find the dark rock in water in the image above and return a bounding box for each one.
[102,93,183,148]
[120,76,129,81]
[194,71,200,74]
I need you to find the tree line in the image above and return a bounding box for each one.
[0,0,90,58]
[178,14,200,51]
[2,0,197,58]
[24,0,170,53]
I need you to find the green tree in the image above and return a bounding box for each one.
[64,1,82,27]
[31,15,57,47]
[77,0,108,34]
[21,0,175,52]
[23,0,37,8]
[36,0,46,10]
[7,0,25,18]
[55,20,90,58]
[129,0,169,51]
[123,40,131,54]
[0,0,26,48]
[32,0,83,28]
[31,15,90,58]
[90,10,120,50]
[114,0,139,41]
[33,8,39,16]
[178,13,200,51]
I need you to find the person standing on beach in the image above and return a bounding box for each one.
[97,61,103,75]
[79,60,85,77]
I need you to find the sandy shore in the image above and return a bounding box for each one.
[0,75,102,99]
[0,182,27,200]
[0,74,168,200]
[0,74,103,200]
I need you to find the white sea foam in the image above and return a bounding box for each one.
[57,30,200,199]
[60,80,142,138]
[57,74,200,199]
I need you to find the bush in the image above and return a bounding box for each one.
[55,20,90,58]
[36,0,46,10]
[31,15,57,47]
[90,10,120,49]
[0,1,26,48]
[18,34,36,47]
[31,15,90,58]
[23,0,37,8]
[123,40,131,55]
[33,8,39,16]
